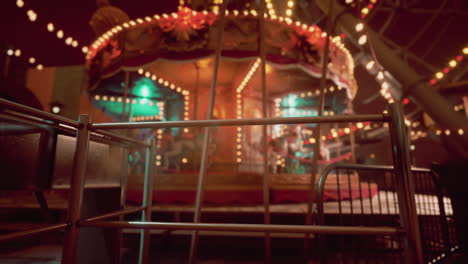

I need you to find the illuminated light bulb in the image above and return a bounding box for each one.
[181,157,188,164]
[94,95,100,100]
[377,71,384,80]
[449,60,457,68]
[132,99,137,104]
[158,79,164,84]
[117,97,122,102]
[381,82,389,90]
[321,136,326,141]
[435,72,444,79]
[463,47,468,55]
[136,18,143,24]
[344,127,351,134]
[16,0,24,8]
[123,23,129,28]
[358,35,367,45]
[345,0,353,3]
[72,41,78,47]
[52,106,61,114]
[47,23,55,32]
[361,8,369,15]
[151,75,156,81]
[103,96,108,101]
[28,57,36,64]
[82,46,88,54]
[445,129,451,136]
[6,49,14,56]
[14,49,21,57]
[65,37,73,45]
[355,23,364,32]
[268,10,275,16]
[458,129,464,135]
[285,9,292,16]
[366,60,375,70]
[164,81,169,86]
[236,158,242,163]
[267,3,273,9]
[410,145,415,151]
[329,86,335,92]
[110,97,115,102]
[144,72,151,78]
[138,68,144,74]
[357,122,364,129]
[156,161,161,166]
[57,30,64,39]
[310,138,316,144]
[129,20,136,26]
[176,87,182,92]
[27,10,37,22]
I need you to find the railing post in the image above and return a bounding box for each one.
[387,103,423,264]
[138,139,156,264]
[62,115,91,264]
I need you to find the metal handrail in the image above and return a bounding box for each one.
[90,114,388,130]
[0,223,69,242]
[0,99,148,147]
[0,98,80,128]
[80,221,401,235]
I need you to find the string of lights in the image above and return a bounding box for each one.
[236,58,260,163]
[15,0,88,54]
[5,48,44,70]
[285,1,294,17]
[137,68,191,127]
[429,47,468,86]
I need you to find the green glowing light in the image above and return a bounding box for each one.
[141,85,150,97]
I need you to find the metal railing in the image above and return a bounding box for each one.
[0,98,425,264]
[317,164,456,263]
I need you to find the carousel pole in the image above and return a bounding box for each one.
[258,0,271,263]
[189,1,228,263]
[304,0,335,257]
[193,63,200,120]
[349,122,356,163]
[121,71,130,121]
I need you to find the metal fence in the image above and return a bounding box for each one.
[0,98,431,264]
[317,164,457,263]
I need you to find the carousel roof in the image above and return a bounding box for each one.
[84,7,357,100]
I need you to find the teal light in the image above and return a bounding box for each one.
[141,85,150,97]
[287,94,297,107]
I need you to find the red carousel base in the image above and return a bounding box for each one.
[126,171,378,205]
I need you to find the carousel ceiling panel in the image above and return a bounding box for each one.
[145,58,251,92]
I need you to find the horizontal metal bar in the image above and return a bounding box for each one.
[91,115,387,130]
[79,207,146,224]
[331,164,431,173]
[0,99,79,128]
[80,221,401,235]
[0,223,69,242]
[93,129,149,147]
[1,111,144,147]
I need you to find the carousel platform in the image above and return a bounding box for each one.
[126,171,378,205]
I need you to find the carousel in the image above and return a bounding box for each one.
[84,1,376,205]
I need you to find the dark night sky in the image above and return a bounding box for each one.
[0,0,178,66]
